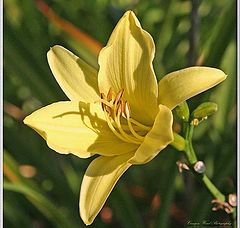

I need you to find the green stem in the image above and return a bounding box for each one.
[184,124,197,164]
[171,125,236,226]
[198,174,225,202]
[183,123,225,202]
[231,209,237,228]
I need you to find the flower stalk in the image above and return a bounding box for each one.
[172,123,225,202]
[183,123,197,165]
[183,122,225,201]
[185,122,238,227]
[172,117,237,227]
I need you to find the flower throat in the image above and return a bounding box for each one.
[99,88,151,145]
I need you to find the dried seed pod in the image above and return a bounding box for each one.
[228,194,237,207]
[194,161,206,174]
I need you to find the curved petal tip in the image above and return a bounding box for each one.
[158,66,227,110]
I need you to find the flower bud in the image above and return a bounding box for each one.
[172,133,185,151]
[175,101,189,121]
[192,102,218,119]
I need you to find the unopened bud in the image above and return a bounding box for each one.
[192,102,218,119]
[194,161,206,174]
[175,101,189,121]
[172,133,185,151]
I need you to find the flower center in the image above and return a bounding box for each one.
[99,88,151,145]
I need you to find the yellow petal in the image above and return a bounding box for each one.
[80,153,133,225]
[98,11,158,125]
[23,101,137,158]
[158,67,227,110]
[47,45,99,102]
[129,105,173,164]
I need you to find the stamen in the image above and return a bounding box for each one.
[114,89,124,105]
[110,118,143,132]
[124,101,151,131]
[129,118,152,131]
[127,117,145,140]
[111,121,131,131]
[100,88,151,145]
[98,99,113,108]
[107,87,113,101]
[124,101,131,118]
[100,93,106,110]
[121,100,125,115]
[105,105,112,116]
[116,101,122,116]
[114,105,142,144]
[100,93,105,99]
[104,109,140,145]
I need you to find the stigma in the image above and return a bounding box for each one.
[99,88,151,145]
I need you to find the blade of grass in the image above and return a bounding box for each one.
[4,182,75,228]
[109,183,144,228]
[211,41,236,133]
[154,0,174,77]
[36,0,102,56]
[4,194,32,227]
[4,39,57,103]
[155,151,179,228]
[4,151,76,228]
[203,1,236,67]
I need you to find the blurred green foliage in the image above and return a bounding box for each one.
[4,0,236,227]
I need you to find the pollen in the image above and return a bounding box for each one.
[99,88,151,144]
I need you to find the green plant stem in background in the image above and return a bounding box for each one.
[171,121,237,227]
[185,122,238,227]
[171,129,226,203]
[183,124,197,164]
[172,123,236,227]
[183,122,225,202]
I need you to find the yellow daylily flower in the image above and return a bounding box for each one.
[23,11,227,225]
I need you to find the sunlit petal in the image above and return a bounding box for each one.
[23,101,138,158]
[98,11,158,125]
[158,67,227,110]
[129,105,173,164]
[80,153,133,225]
[47,45,99,102]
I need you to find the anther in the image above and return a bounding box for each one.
[116,102,122,116]
[121,101,126,118]
[114,89,124,105]
[124,101,131,118]
[105,106,112,116]
[100,93,105,99]
[107,87,113,101]
[120,100,125,117]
